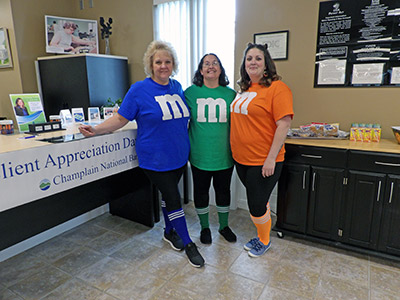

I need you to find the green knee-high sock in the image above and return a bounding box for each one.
[195,206,209,230]
[217,205,229,230]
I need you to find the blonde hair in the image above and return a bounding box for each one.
[143,40,179,77]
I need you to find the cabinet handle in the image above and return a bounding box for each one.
[301,154,322,159]
[375,161,400,167]
[303,171,306,190]
[312,172,316,192]
[377,181,381,202]
[389,182,394,204]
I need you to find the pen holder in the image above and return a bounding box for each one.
[28,121,62,133]
[0,120,14,135]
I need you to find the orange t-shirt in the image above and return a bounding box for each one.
[230,80,294,165]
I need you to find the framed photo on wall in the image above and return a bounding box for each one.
[254,30,289,60]
[0,27,13,68]
[45,15,98,55]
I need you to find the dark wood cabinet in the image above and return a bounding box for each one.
[307,166,344,240]
[277,144,400,261]
[342,170,385,249]
[379,175,400,255]
[277,163,310,233]
[277,145,346,240]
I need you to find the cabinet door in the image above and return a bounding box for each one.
[307,166,344,240]
[277,163,310,233]
[343,170,385,250]
[378,175,400,255]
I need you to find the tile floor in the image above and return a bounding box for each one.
[1,204,400,300]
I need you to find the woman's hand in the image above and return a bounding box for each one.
[262,157,276,178]
[79,125,96,137]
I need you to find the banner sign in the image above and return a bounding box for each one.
[0,129,138,212]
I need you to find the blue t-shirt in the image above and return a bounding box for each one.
[118,77,190,171]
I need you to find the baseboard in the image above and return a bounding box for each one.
[0,204,109,263]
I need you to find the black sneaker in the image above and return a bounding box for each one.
[200,228,212,244]
[163,229,184,251]
[184,242,205,268]
[218,226,237,243]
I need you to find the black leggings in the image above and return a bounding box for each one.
[191,165,234,208]
[234,161,283,217]
[142,165,185,212]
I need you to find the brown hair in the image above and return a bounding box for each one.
[237,43,281,92]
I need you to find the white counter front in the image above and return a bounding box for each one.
[0,123,139,212]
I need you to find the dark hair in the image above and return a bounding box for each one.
[15,98,24,106]
[192,53,229,87]
[237,43,281,92]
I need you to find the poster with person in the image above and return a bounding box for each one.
[45,15,98,54]
[9,94,47,132]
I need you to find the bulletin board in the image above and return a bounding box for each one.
[314,0,400,87]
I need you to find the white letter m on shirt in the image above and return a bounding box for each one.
[155,94,190,120]
[196,97,227,123]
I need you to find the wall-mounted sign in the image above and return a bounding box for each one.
[315,0,400,87]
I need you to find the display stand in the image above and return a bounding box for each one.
[36,54,129,119]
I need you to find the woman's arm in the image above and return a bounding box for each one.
[71,35,96,46]
[79,113,129,137]
[49,33,61,46]
[262,114,292,177]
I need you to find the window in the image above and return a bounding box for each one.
[153,0,236,89]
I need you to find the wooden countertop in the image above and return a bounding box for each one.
[285,138,400,154]
[0,122,137,154]
[2,125,399,155]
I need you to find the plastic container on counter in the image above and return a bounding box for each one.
[0,120,14,135]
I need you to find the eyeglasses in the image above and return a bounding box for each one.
[203,61,219,67]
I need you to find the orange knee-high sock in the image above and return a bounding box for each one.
[250,203,271,245]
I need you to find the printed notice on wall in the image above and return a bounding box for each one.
[390,66,400,84]
[317,59,347,85]
[315,0,400,87]
[351,63,384,85]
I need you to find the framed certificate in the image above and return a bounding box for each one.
[254,30,289,60]
[0,27,13,68]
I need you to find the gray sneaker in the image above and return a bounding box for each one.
[184,242,205,268]
[163,229,184,251]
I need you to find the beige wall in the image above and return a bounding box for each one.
[0,0,22,123]
[0,0,153,123]
[10,0,75,93]
[1,0,399,138]
[72,0,153,83]
[235,0,398,138]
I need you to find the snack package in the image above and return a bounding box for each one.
[310,122,326,137]
[324,123,339,137]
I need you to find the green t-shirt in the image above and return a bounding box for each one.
[184,84,236,171]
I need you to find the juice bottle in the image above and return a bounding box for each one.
[372,124,381,142]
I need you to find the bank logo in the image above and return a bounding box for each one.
[39,179,51,191]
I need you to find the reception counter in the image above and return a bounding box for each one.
[0,123,159,253]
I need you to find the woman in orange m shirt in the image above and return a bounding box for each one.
[230,43,294,257]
